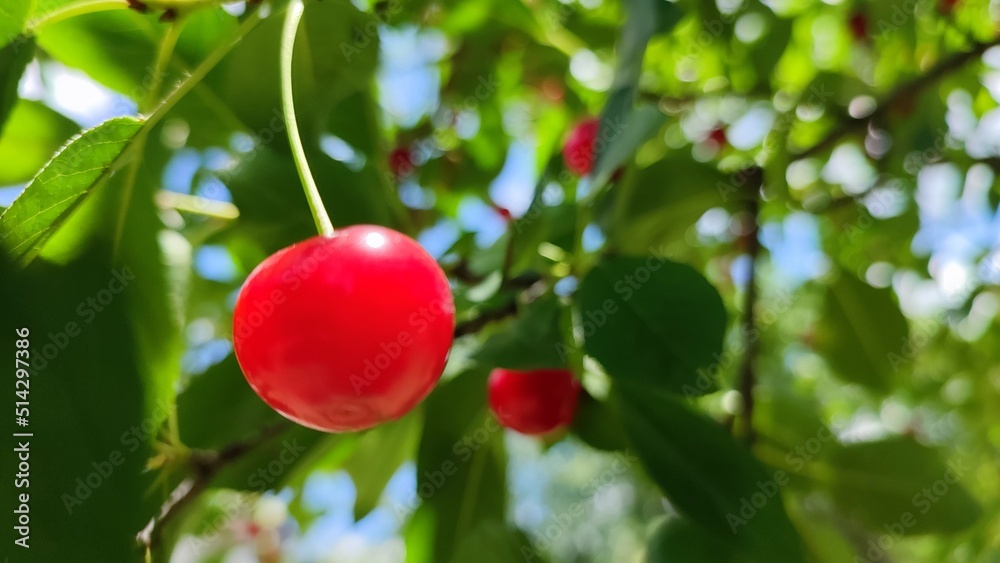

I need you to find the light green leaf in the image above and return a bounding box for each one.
[0,0,31,49]
[344,411,422,520]
[0,116,143,265]
[0,99,80,185]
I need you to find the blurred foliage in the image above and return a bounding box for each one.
[1,0,999,561]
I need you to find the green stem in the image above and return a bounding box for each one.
[28,0,128,31]
[146,6,273,128]
[280,0,335,237]
[142,20,185,113]
[114,19,184,257]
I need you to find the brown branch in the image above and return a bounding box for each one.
[454,299,519,338]
[137,421,290,552]
[792,36,1000,161]
[737,167,763,445]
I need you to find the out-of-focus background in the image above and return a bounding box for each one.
[1,0,1000,561]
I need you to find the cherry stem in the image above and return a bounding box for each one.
[280,0,335,237]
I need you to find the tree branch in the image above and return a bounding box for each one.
[137,421,290,552]
[737,167,763,445]
[792,36,1000,161]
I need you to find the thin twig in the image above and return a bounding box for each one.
[737,167,763,445]
[137,422,290,551]
[454,299,519,338]
[792,36,1000,161]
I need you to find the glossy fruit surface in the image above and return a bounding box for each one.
[233,225,455,432]
[562,118,600,176]
[487,368,581,435]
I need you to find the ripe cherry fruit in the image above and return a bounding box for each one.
[848,11,869,41]
[562,118,600,177]
[233,225,455,433]
[487,368,581,435]
[389,148,415,179]
[707,126,727,148]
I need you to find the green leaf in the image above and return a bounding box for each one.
[606,154,736,254]
[408,370,507,563]
[570,389,630,452]
[589,0,681,186]
[473,292,567,370]
[578,257,727,395]
[0,116,143,265]
[813,269,909,393]
[0,246,160,561]
[0,35,33,135]
[645,516,739,563]
[344,411,422,520]
[0,0,31,49]
[590,104,666,188]
[0,99,80,186]
[826,438,981,535]
[619,387,806,562]
[454,521,542,563]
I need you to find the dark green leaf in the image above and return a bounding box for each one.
[578,257,726,395]
[619,387,806,561]
[409,370,507,563]
[473,293,566,370]
[645,516,739,563]
[826,438,981,535]
[0,35,33,135]
[570,389,630,452]
[813,270,909,393]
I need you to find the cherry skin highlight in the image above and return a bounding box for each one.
[562,118,600,176]
[233,225,455,433]
[487,368,581,435]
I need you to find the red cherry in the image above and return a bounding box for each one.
[562,118,600,177]
[848,11,868,41]
[389,148,415,178]
[233,225,455,432]
[490,202,512,221]
[487,368,581,435]
[938,0,959,12]
[708,126,727,147]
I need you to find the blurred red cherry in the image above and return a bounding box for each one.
[389,148,415,178]
[562,118,600,176]
[487,368,581,435]
[708,126,727,148]
[848,11,869,41]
